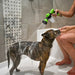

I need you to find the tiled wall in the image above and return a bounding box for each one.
[3,0,22,57]
[0,0,5,62]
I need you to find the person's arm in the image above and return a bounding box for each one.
[59,0,75,17]
[69,25,75,29]
[60,25,75,33]
[53,0,75,17]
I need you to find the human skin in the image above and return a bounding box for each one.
[52,0,75,74]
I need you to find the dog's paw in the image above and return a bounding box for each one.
[16,68,20,72]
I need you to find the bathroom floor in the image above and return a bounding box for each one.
[0,55,72,75]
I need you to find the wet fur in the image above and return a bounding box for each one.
[7,29,60,75]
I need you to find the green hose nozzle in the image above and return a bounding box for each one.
[42,8,60,25]
[50,8,59,16]
[50,9,55,14]
[42,19,48,24]
[46,13,50,18]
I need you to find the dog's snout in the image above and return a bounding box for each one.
[55,30,61,34]
[58,30,60,34]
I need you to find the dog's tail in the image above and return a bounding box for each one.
[7,50,10,68]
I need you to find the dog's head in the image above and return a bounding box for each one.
[41,29,60,40]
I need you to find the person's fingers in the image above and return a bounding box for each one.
[58,28,62,30]
[61,26,66,29]
[55,9,59,14]
[55,9,58,12]
[52,14,57,17]
[60,30,66,33]
[52,9,59,17]
[61,27,67,30]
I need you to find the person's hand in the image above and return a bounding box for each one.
[59,26,72,33]
[52,9,62,17]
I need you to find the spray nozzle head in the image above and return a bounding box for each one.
[42,13,51,25]
[42,19,48,24]
[42,9,54,25]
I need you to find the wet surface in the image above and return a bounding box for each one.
[0,56,72,75]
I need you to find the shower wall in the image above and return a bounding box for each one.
[21,0,53,41]
[0,0,75,62]
[0,0,5,62]
[52,0,75,28]
[3,0,22,58]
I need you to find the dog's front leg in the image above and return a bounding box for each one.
[39,61,46,75]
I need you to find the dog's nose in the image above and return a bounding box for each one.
[55,29,61,34]
[58,30,61,34]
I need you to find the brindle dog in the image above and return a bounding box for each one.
[7,29,60,75]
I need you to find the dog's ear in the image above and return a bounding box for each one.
[41,33,44,36]
[41,33,47,37]
[41,32,49,38]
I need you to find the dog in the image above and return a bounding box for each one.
[7,29,60,75]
